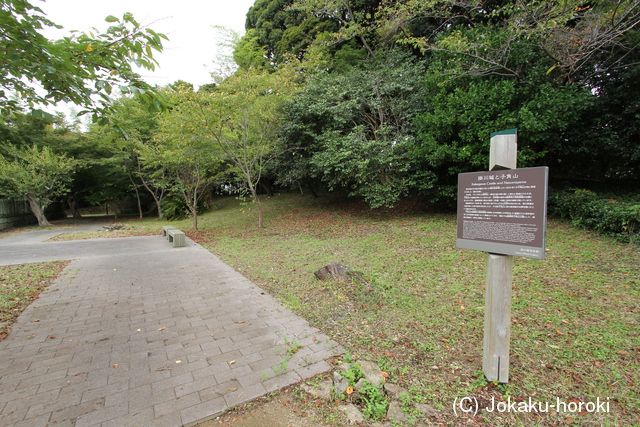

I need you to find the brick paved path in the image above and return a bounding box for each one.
[0,221,342,426]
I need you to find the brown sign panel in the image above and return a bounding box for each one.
[457,167,549,259]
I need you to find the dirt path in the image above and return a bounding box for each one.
[196,388,331,427]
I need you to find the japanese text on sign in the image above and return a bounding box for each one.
[456,167,548,259]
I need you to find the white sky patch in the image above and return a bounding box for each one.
[39,0,255,89]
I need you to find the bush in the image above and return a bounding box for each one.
[160,195,209,221]
[548,188,640,244]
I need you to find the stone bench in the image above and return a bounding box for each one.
[162,225,177,237]
[166,228,186,248]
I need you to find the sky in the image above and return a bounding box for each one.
[39,0,257,89]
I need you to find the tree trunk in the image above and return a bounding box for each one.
[249,186,264,229]
[307,181,319,198]
[137,159,165,219]
[26,194,51,227]
[128,171,143,219]
[192,191,198,230]
[259,179,273,197]
[67,195,82,218]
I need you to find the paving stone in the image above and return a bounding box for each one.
[0,220,343,426]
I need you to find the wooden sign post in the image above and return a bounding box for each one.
[457,129,548,383]
[483,129,517,383]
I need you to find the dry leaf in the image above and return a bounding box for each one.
[74,372,85,376]
[229,360,236,365]
[157,327,166,331]
[113,364,119,368]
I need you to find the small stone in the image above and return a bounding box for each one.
[314,263,354,281]
[336,362,352,372]
[354,378,368,391]
[384,382,409,400]
[358,360,386,386]
[338,404,365,424]
[415,402,437,416]
[387,401,406,423]
[301,378,333,401]
[333,370,349,394]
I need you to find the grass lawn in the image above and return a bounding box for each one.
[1,192,637,426]
[169,192,638,426]
[0,261,70,339]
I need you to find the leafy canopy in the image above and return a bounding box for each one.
[0,0,168,122]
[0,144,76,205]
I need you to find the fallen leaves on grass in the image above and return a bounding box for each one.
[0,261,70,340]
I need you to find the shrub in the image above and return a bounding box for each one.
[160,195,209,221]
[548,188,640,244]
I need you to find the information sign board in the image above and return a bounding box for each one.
[457,166,549,259]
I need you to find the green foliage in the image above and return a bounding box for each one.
[160,196,192,221]
[151,92,224,229]
[242,0,640,203]
[548,189,640,244]
[357,380,388,420]
[414,73,593,204]
[341,355,364,386]
[233,29,270,71]
[191,67,299,227]
[279,49,430,208]
[0,0,168,121]
[243,0,340,65]
[0,144,76,225]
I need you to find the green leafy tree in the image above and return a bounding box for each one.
[279,50,429,207]
[105,94,168,219]
[374,0,640,194]
[157,70,298,228]
[208,68,298,227]
[413,73,593,207]
[378,0,640,84]
[0,0,168,121]
[289,0,381,57]
[241,0,379,67]
[150,88,224,230]
[0,144,76,226]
